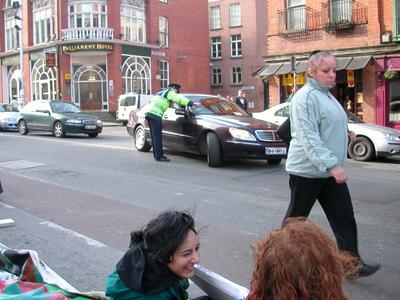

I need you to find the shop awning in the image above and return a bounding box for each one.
[295,61,308,73]
[276,63,293,75]
[258,63,283,78]
[345,55,371,70]
[336,57,352,70]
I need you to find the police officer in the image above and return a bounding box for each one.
[142,83,193,162]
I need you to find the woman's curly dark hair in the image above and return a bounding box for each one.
[130,210,196,265]
[247,217,360,300]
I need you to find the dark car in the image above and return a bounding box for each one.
[18,100,103,138]
[127,94,287,167]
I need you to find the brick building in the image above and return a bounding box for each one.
[208,0,267,112]
[256,0,400,130]
[0,0,210,112]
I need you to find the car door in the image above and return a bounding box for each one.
[162,108,185,149]
[32,101,52,131]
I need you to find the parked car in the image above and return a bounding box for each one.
[253,102,400,161]
[127,94,287,167]
[0,104,19,131]
[18,100,103,138]
[116,93,152,125]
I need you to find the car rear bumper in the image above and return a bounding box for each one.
[222,140,288,160]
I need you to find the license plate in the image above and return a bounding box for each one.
[265,147,287,155]
[85,125,96,129]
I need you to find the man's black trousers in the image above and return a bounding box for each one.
[284,174,359,257]
[145,115,163,159]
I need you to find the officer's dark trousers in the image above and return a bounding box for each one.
[284,174,360,257]
[145,115,163,159]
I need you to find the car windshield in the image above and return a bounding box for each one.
[50,102,81,113]
[193,97,248,116]
[346,111,364,123]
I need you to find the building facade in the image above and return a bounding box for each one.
[0,0,210,112]
[208,0,267,112]
[257,0,400,130]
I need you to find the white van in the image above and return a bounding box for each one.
[116,93,152,125]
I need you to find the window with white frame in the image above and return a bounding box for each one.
[68,2,107,28]
[286,0,306,31]
[229,3,241,27]
[159,60,169,89]
[396,0,400,40]
[121,0,145,42]
[5,15,19,51]
[159,16,168,47]
[211,37,222,59]
[31,59,57,101]
[231,66,242,84]
[211,68,222,86]
[33,0,54,45]
[210,6,221,30]
[330,0,353,22]
[230,34,242,57]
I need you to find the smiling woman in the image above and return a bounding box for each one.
[105,210,207,300]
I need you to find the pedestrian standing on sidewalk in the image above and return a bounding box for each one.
[141,83,193,162]
[283,50,380,278]
[235,89,248,111]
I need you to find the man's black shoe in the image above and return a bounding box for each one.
[155,157,170,162]
[358,263,380,278]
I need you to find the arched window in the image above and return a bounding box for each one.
[31,59,57,100]
[7,65,21,103]
[122,55,151,95]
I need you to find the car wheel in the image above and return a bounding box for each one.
[18,120,28,135]
[267,158,282,165]
[207,132,222,167]
[135,125,151,152]
[88,133,98,138]
[53,121,65,138]
[348,137,375,161]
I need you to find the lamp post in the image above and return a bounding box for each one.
[13,1,25,107]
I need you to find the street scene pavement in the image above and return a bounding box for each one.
[0,126,399,299]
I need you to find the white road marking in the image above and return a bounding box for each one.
[40,221,107,248]
[0,160,44,170]
[0,133,132,151]
[0,202,15,209]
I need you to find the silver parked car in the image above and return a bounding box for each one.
[253,102,400,161]
[0,104,19,131]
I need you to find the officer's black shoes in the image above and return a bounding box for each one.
[155,156,170,162]
[358,263,381,278]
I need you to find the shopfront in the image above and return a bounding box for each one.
[375,55,400,130]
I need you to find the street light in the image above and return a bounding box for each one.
[13,1,25,107]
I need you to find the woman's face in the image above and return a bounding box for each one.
[167,230,200,278]
[309,56,337,87]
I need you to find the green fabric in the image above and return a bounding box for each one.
[105,271,189,300]
[142,90,191,118]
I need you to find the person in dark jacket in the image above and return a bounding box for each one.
[235,89,247,111]
[141,83,193,162]
[105,210,201,300]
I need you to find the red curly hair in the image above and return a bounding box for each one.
[247,217,360,300]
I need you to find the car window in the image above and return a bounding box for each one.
[195,98,248,116]
[35,101,51,111]
[275,105,290,117]
[0,105,5,112]
[50,102,80,113]
[21,102,36,113]
[125,96,137,106]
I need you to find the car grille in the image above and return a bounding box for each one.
[255,130,283,142]
[82,120,96,125]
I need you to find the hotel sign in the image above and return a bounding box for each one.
[62,43,114,53]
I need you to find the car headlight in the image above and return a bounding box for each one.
[385,133,400,143]
[97,120,102,125]
[7,118,16,122]
[229,128,256,141]
[66,119,82,124]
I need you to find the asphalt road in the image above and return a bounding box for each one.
[0,127,399,299]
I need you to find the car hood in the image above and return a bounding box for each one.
[348,122,400,135]
[0,112,19,119]
[197,114,278,130]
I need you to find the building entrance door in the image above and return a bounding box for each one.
[80,82,102,110]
